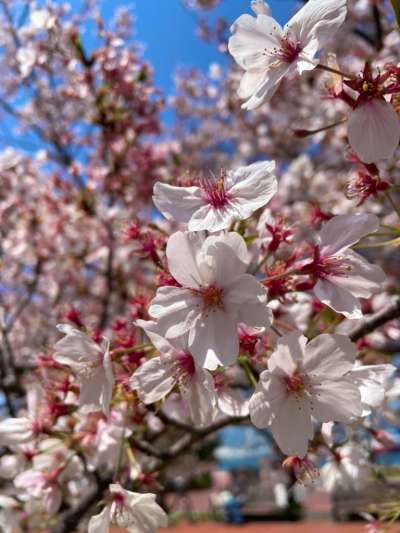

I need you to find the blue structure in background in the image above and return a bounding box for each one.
[215,425,272,471]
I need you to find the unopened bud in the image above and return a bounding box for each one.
[283,455,319,484]
[251,0,272,16]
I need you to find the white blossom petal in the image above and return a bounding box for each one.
[314,279,362,319]
[130,358,176,404]
[180,369,217,426]
[153,182,204,223]
[303,334,357,377]
[310,378,362,423]
[188,309,239,370]
[286,0,347,50]
[88,506,111,533]
[348,99,400,163]
[270,395,313,457]
[319,213,379,256]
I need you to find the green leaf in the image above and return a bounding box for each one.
[391,0,400,27]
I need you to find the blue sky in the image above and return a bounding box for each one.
[98,0,297,97]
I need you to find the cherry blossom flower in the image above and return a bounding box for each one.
[351,363,396,416]
[29,9,56,32]
[344,64,400,163]
[16,47,36,78]
[153,160,277,232]
[320,443,370,492]
[228,0,347,109]
[148,231,272,370]
[53,325,114,415]
[88,484,167,533]
[302,213,385,319]
[0,387,42,446]
[130,320,218,427]
[14,441,83,515]
[249,331,363,457]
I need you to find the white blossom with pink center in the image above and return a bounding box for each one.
[228,0,347,109]
[351,362,396,417]
[153,160,277,232]
[130,319,218,427]
[306,213,386,319]
[249,331,363,457]
[53,325,114,415]
[320,442,370,493]
[149,231,272,370]
[14,441,84,515]
[88,483,167,533]
[0,386,42,447]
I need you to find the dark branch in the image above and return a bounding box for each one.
[50,473,112,533]
[349,297,400,342]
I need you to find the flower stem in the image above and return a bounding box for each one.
[113,412,127,482]
[316,63,353,79]
[271,325,283,338]
[384,190,400,222]
[239,357,258,387]
[251,251,270,274]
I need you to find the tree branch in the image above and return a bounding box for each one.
[50,473,112,533]
[349,297,400,342]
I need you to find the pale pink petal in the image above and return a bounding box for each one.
[14,469,46,496]
[228,160,277,217]
[319,213,379,256]
[207,232,250,266]
[188,309,238,370]
[302,334,357,377]
[149,286,202,338]
[188,203,234,232]
[135,319,178,356]
[102,344,114,414]
[88,506,111,533]
[321,421,335,448]
[130,357,176,404]
[152,182,204,223]
[296,39,319,73]
[286,0,347,49]
[53,325,102,370]
[242,65,290,110]
[238,69,268,99]
[249,373,287,427]
[270,395,313,457]
[218,388,249,417]
[44,485,62,515]
[204,236,249,286]
[180,369,217,426]
[79,365,113,414]
[348,99,400,163]
[328,250,386,298]
[350,364,396,415]
[112,487,168,530]
[268,331,307,376]
[0,418,34,446]
[314,279,362,319]
[228,14,282,70]
[310,378,362,422]
[224,274,272,328]
[166,231,207,288]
